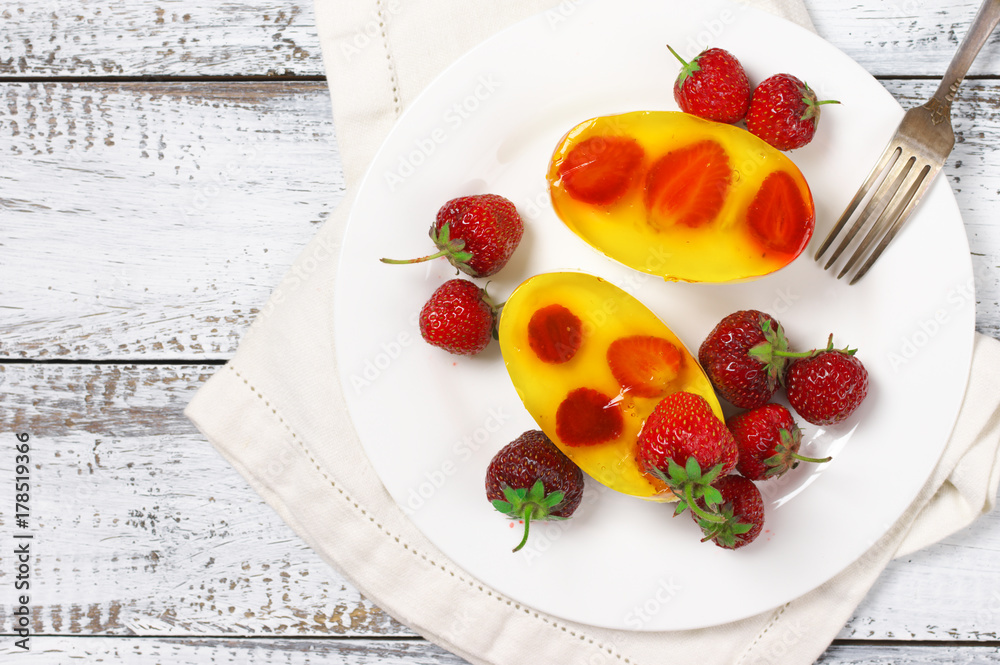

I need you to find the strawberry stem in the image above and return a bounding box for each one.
[666,44,700,85]
[791,452,832,464]
[380,246,456,265]
[684,484,725,524]
[512,513,531,553]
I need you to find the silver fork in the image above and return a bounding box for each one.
[815,0,1000,285]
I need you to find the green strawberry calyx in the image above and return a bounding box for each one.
[747,314,792,390]
[763,426,832,478]
[696,502,755,549]
[799,82,841,124]
[380,222,477,274]
[651,457,726,524]
[667,45,701,87]
[491,479,566,553]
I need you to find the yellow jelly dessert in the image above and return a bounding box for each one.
[498,271,723,499]
[547,111,815,282]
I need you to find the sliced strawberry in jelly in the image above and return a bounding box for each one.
[558,135,645,206]
[527,304,583,364]
[644,140,732,229]
[556,387,623,446]
[746,170,815,256]
[606,335,682,398]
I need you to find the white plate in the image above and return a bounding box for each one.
[333,0,975,631]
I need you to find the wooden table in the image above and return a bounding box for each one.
[2,1,999,662]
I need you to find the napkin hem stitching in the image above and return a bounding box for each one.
[733,602,789,665]
[226,363,637,665]
[376,0,401,117]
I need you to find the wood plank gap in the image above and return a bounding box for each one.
[0,358,229,365]
[0,75,327,83]
[833,639,1000,648]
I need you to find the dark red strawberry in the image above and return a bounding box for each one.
[381,193,524,277]
[692,475,765,550]
[606,335,682,398]
[418,279,497,356]
[784,335,869,426]
[486,430,585,552]
[645,139,732,230]
[746,170,815,256]
[556,387,624,446]
[527,304,583,364]
[698,310,791,409]
[746,74,840,151]
[635,391,738,522]
[559,135,646,206]
[727,403,831,480]
[668,45,751,124]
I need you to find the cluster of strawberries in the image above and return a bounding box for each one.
[668,45,838,150]
[486,312,869,552]
[381,193,525,355]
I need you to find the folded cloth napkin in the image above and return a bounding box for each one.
[186,1,1000,663]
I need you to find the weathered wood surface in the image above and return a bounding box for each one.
[0,363,998,643]
[0,81,344,360]
[1,638,998,664]
[2,78,1000,362]
[1,0,1000,78]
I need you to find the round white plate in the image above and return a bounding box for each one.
[333,0,975,631]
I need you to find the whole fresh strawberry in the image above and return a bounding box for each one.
[784,335,869,426]
[668,45,751,124]
[727,403,831,480]
[381,193,524,277]
[418,279,497,356]
[692,475,765,550]
[746,74,840,151]
[635,391,738,522]
[486,430,585,552]
[698,310,791,409]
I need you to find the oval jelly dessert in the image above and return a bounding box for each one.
[498,271,723,500]
[547,111,815,282]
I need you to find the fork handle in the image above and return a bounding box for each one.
[927,0,1000,122]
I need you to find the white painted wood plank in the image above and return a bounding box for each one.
[2,79,999,360]
[1,0,1000,78]
[0,637,998,664]
[0,364,402,637]
[1,363,999,641]
[0,1,323,77]
[0,81,345,360]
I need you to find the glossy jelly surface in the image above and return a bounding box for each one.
[498,271,723,500]
[547,111,815,282]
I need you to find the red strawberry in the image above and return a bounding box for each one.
[645,139,732,229]
[746,74,840,151]
[527,304,583,364]
[698,310,791,409]
[635,391,738,522]
[668,46,751,124]
[486,430,585,552]
[559,135,646,206]
[418,279,497,356]
[746,170,815,256]
[556,387,624,446]
[692,475,765,549]
[606,335,682,398]
[784,335,869,426]
[727,403,831,480]
[381,193,524,277]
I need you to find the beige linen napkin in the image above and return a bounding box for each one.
[186,1,1000,663]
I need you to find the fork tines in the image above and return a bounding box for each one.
[815,107,950,285]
